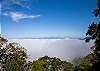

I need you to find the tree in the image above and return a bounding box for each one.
[24,61,32,71]
[74,54,95,71]
[72,57,83,66]
[31,56,74,71]
[86,0,100,58]
[93,0,100,17]
[85,0,100,71]
[0,36,27,71]
[0,36,9,71]
[74,0,100,71]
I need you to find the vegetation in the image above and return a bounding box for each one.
[85,0,100,71]
[0,36,30,71]
[31,56,74,71]
[74,0,100,71]
[0,34,98,71]
[74,54,95,71]
[0,36,74,71]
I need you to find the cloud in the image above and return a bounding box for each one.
[3,12,41,22]
[1,0,41,22]
[9,39,92,61]
[1,0,37,12]
[11,0,31,9]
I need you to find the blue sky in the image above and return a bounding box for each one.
[1,0,96,38]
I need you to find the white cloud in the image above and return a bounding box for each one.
[3,12,41,22]
[10,0,29,9]
[1,0,31,9]
[9,39,92,61]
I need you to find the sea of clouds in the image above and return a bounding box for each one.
[9,38,93,62]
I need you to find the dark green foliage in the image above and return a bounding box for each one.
[85,0,100,61]
[74,1,100,70]
[72,57,83,66]
[85,22,99,42]
[31,56,74,71]
[74,54,95,71]
[0,36,27,71]
[92,61,100,71]
[85,0,100,71]
[5,58,25,71]
[24,61,32,71]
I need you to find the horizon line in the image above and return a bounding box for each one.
[1,34,85,40]
[6,37,85,40]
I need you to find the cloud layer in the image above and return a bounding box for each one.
[9,39,92,62]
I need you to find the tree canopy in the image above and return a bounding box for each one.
[85,0,100,71]
[86,0,100,51]
[31,56,74,71]
[0,36,27,71]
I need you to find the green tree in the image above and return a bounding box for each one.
[72,57,83,66]
[0,36,27,71]
[74,54,95,71]
[24,61,32,71]
[74,1,100,71]
[86,0,100,61]
[85,0,100,60]
[85,0,100,71]
[31,56,74,71]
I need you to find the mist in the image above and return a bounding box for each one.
[9,38,92,62]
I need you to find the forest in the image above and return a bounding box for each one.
[0,0,100,71]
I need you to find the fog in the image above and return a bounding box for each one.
[9,38,92,62]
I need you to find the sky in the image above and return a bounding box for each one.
[0,0,96,38]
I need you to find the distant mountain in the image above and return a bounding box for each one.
[7,36,85,40]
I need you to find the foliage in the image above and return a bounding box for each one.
[85,0,100,71]
[0,36,27,71]
[24,61,32,71]
[72,57,83,66]
[74,54,95,71]
[73,0,100,69]
[31,56,74,71]
[86,0,100,62]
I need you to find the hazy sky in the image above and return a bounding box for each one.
[1,0,96,37]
